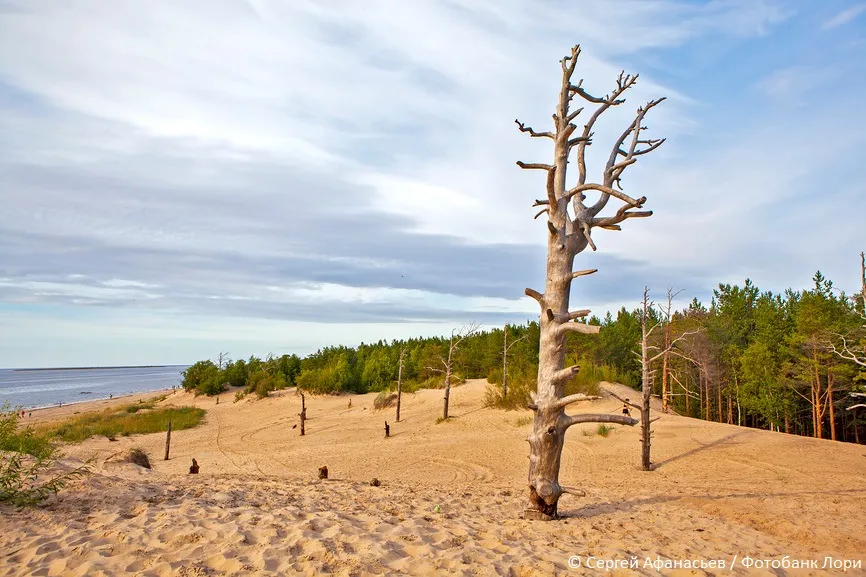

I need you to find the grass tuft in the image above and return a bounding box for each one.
[596,424,614,437]
[126,448,151,469]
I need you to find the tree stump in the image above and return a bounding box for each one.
[318,466,328,480]
[189,458,199,474]
[384,421,390,438]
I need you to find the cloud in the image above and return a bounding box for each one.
[822,4,866,30]
[1,0,862,366]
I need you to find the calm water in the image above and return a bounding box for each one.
[0,366,188,410]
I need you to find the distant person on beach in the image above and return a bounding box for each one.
[109,394,113,399]
[622,399,631,417]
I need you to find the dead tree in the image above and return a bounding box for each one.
[396,347,406,422]
[612,288,699,470]
[428,323,479,420]
[829,252,866,369]
[516,45,666,519]
[849,393,866,444]
[503,324,528,399]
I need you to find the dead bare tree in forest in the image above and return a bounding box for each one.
[658,289,683,413]
[396,347,406,422]
[427,323,480,420]
[830,252,866,369]
[610,288,698,470]
[516,45,665,519]
[503,325,528,399]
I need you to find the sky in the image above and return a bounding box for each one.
[1,0,865,368]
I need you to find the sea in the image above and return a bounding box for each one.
[0,365,189,410]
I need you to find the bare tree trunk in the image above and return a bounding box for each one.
[502,324,527,401]
[829,371,836,441]
[164,420,172,461]
[396,348,405,423]
[717,379,723,423]
[503,325,508,399]
[443,356,452,420]
[432,325,478,421]
[640,291,653,471]
[518,46,664,519]
[727,393,733,425]
[855,409,860,444]
[685,375,691,414]
[662,324,670,413]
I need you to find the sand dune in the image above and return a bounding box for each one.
[2,380,865,576]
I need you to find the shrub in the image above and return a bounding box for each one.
[1,404,90,506]
[245,370,288,399]
[0,404,54,460]
[483,367,534,411]
[181,360,222,395]
[373,392,397,410]
[596,424,614,437]
[487,367,502,384]
[126,448,151,469]
[515,416,532,427]
[435,416,448,424]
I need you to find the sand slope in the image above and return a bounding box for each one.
[2,380,865,576]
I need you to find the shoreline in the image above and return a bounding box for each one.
[22,388,181,425]
[10,365,182,372]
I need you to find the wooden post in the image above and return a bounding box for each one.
[164,420,172,460]
[300,391,306,436]
[384,421,390,438]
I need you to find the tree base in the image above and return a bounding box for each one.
[522,509,557,521]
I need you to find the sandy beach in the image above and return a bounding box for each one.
[2,380,865,576]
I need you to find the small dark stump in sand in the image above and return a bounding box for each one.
[370,478,380,487]
[384,421,390,438]
[189,458,199,474]
[318,466,328,480]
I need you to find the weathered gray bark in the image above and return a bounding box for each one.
[639,290,653,471]
[517,46,666,519]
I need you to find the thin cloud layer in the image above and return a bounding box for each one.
[1,0,864,366]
